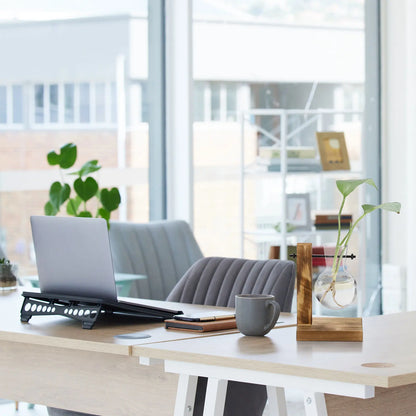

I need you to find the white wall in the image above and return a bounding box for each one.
[382,0,416,309]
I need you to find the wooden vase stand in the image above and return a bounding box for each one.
[296,242,363,342]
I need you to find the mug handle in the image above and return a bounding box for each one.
[264,300,281,334]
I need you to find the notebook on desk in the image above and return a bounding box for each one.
[23,216,182,325]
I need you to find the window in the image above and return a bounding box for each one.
[12,85,23,124]
[0,7,150,277]
[95,83,106,123]
[79,82,90,123]
[226,84,237,121]
[210,83,221,121]
[34,84,44,123]
[64,83,74,123]
[0,86,6,123]
[49,84,59,123]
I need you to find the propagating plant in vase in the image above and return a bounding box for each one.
[0,258,18,291]
[314,179,401,309]
[44,143,121,228]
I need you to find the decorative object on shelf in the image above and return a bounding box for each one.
[316,131,350,171]
[273,222,296,233]
[44,143,121,228]
[314,178,401,310]
[314,213,352,229]
[0,258,17,291]
[258,145,322,172]
[286,193,312,231]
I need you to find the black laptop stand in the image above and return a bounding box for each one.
[20,291,182,329]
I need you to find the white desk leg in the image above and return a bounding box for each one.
[203,378,228,416]
[304,392,328,416]
[266,386,287,416]
[174,374,198,416]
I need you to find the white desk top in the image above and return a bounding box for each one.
[133,311,416,388]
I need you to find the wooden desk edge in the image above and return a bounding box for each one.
[0,330,132,356]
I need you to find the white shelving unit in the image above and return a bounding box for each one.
[240,108,364,262]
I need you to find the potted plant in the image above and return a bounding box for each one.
[314,178,401,309]
[44,143,121,228]
[0,258,17,291]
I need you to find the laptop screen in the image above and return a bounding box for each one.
[30,216,118,302]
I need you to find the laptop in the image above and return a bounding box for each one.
[24,216,182,324]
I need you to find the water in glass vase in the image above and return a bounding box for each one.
[314,246,357,310]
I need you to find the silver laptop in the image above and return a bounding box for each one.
[24,216,181,326]
[31,215,119,302]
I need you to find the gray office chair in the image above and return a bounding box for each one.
[109,219,203,300]
[166,256,296,416]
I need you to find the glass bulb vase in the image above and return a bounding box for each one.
[314,246,357,310]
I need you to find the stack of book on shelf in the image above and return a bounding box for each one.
[257,146,322,172]
[314,213,352,229]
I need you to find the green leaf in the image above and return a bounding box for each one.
[49,182,71,211]
[59,143,77,169]
[78,211,93,218]
[362,202,401,215]
[336,179,377,198]
[47,143,77,169]
[74,177,99,202]
[66,196,82,216]
[47,151,60,166]
[100,188,121,212]
[69,160,101,177]
[97,207,110,221]
[44,201,58,216]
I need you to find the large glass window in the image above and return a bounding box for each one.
[0,2,150,276]
[192,0,373,314]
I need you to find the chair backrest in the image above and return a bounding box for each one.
[109,220,203,300]
[166,256,296,311]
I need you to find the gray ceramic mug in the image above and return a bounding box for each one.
[235,294,280,336]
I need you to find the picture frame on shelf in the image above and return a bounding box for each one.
[286,193,312,231]
[316,131,350,171]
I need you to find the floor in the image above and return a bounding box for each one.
[1,392,306,416]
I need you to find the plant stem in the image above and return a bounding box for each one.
[331,196,347,281]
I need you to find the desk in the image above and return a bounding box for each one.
[0,290,243,415]
[24,272,146,297]
[134,312,416,416]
